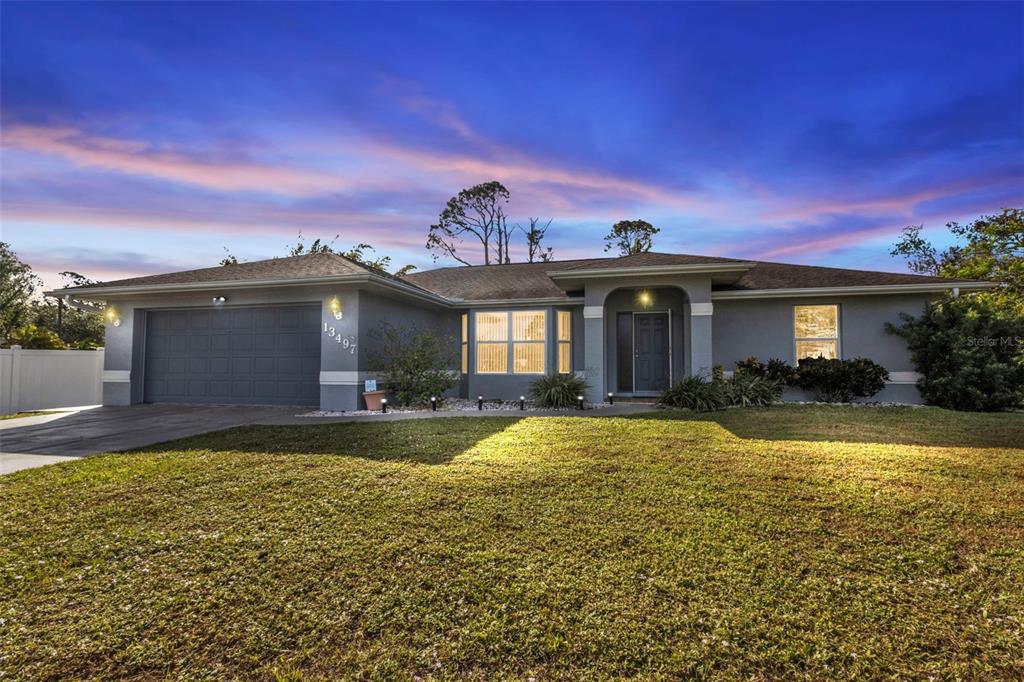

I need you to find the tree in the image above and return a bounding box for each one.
[891,208,1023,301]
[427,181,513,265]
[887,294,1023,411]
[34,272,104,349]
[523,217,554,263]
[221,235,415,276]
[0,242,39,341]
[604,219,660,256]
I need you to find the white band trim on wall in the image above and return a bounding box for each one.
[102,370,131,383]
[582,306,603,319]
[886,371,920,385]
[690,302,714,316]
[320,371,365,386]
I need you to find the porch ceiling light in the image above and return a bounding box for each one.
[636,289,654,309]
[329,296,344,320]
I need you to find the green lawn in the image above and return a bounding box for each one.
[2,406,1022,680]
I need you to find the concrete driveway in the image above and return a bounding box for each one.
[0,404,298,475]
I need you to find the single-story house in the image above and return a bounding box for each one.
[51,251,993,409]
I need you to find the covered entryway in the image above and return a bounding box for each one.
[143,305,320,406]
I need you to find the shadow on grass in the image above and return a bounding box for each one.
[138,416,525,465]
[630,405,1024,449]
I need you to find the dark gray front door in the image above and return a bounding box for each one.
[144,305,321,406]
[634,313,670,392]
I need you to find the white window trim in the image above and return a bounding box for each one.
[473,310,548,375]
[793,304,841,362]
[512,310,547,375]
[557,310,572,374]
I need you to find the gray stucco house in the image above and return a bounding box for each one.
[53,251,993,409]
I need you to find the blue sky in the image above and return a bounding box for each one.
[2,1,1022,289]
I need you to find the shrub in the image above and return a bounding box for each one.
[2,325,66,349]
[530,373,590,408]
[722,372,784,407]
[796,357,889,403]
[735,356,798,385]
[368,324,458,406]
[658,376,728,412]
[887,294,1024,411]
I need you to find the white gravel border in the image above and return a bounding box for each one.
[298,397,614,417]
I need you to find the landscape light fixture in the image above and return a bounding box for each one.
[477,395,484,411]
[608,392,614,405]
[381,398,388,414]
[519,396,525,410]
[577,395,585,410]
[104,307,121,328]
[329,296,343,320]
[430,396,437,411]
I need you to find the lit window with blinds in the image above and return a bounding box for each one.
[794,305,840,360]
[460,313,468,374]
[513,310,546,374]
[557,310,571,373]
[475,312,508,373]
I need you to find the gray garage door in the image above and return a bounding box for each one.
[144,305,321,406]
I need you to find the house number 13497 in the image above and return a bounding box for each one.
[323,323,357,354]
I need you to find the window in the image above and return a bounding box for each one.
[474,310,547,374]
[794,305,839,360]
[513,310,546,374]
[476,312,508,373]
[460,313,468,374]
[557,310,571,373]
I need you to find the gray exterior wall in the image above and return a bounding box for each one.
[713,293,934,402]
[464,305,581,400]
[96,277,937,410]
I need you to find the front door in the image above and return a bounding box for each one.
[634,313,670,392]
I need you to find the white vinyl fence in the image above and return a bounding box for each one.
[0,347,104,415]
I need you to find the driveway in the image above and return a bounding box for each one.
[0,404,298,475]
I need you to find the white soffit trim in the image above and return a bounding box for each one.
[582,306,604,319]
[712,282,996,299]
[102,370,130,383]
[690,302,714,316]
[886,371,921,384]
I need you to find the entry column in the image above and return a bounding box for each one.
[689,301,713,378]
[582,304,605,403]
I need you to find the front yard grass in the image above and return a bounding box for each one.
[1,405,1022,679]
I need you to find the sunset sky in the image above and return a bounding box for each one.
[2,2,1022,290]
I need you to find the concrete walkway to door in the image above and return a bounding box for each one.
[0,404,297,474]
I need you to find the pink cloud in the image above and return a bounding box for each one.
[2,124,346,196]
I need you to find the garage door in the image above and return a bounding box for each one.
[144,305,321,406]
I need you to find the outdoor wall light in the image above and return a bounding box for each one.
[381,398,388,414]
[635,289,654,309]
[104,307,121,328]
[329,296,344,320]
[212,296,227,304]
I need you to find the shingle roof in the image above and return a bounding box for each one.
[559,251,750,271]
[63,250,979,301]
[719,261,973,292]
[66,252,431,292]
[404,258,606,300]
